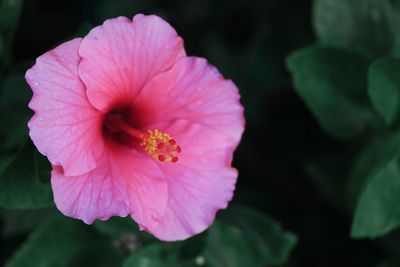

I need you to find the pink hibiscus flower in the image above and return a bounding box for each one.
[26,14,244,241]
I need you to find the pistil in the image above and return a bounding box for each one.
[105,113,181,163]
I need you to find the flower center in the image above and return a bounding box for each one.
[140,129,181,163]
[104,112,181,163]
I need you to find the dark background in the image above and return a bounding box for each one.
[1,0,392,266]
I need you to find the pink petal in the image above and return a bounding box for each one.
[78,14,185,111]
[133,57,245,144]
[52,145,168,227]
[144,120,239,241]
[26,38,103,176]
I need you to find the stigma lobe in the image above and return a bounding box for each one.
[140,130,182,163]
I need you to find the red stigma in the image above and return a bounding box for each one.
[140,130,182,163]
[169,139,176,145]
[157,143,164,149]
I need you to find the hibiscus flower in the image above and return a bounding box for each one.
[26,14,244,241]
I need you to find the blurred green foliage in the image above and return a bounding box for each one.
[3,0,400,266]
[287,45,376,139]
[287,0,400,265]
[313,0,400,56]
[2,208,296,267]
[352,158,400,238]
[206,207,297,267]
[368,58,400,125]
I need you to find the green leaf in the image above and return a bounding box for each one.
[4,214,124,267]
[205,206,297,267]
[0,141,53,209]
[351,157,400,238]
[4,215,99,267]
[313,0,400,56]
[286,45,377,139]
[368,58,400,124]
[347,131,400,212]
[205,221,256,267]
